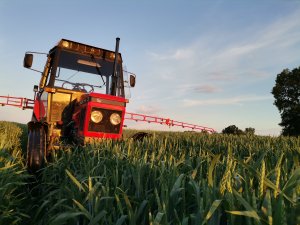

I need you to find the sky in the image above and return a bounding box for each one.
[0,0,300,135]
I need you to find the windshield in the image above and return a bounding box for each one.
[54,67,109,93]
[51,50,123,95]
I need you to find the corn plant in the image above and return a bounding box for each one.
[0,123,299,224]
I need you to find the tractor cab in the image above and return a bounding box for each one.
[24,38,135,171]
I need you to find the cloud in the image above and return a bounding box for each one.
[193,85,221,93]
[208,72,237,81]
[206,10,300,70]
[183,95,272,107]
[179,84,221,94]
[147,8,300,84]
[148,47,195,61]
[135,105,161,115]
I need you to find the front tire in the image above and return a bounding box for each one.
[27,122,47,172]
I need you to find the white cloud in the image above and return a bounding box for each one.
[135,105,161,115]
[179,84,221,94]
[183,95,272,107]
[147,8,300,84]
[148,46,195,61]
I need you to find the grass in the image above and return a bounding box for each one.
[0,121,299,225]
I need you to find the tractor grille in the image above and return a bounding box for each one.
[88,108,122,134]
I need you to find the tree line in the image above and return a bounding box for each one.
[222,65,300,136]
[222,125,255,135]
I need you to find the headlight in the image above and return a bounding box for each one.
[91,110,103,123]
[110,113,121,125]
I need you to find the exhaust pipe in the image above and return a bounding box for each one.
[111,37,120,96]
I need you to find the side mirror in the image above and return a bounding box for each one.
[130,74,136,87]
[33,85,38,92]
[24,53,33,68]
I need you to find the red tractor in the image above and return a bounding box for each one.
[1,38,216,171]
[23,38,136,171]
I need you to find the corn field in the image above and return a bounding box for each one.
[0,121,299,225]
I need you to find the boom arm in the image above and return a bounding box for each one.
[0,96,34,109]
[125,112,216,133]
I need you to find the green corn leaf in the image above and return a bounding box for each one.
[274,194,287,225]
[115,194,124,215]
[182,217,189,225]
[171,174,185,193]
[88,176,92,192]
[73,199,92,220]
[202,199,222,225]
[32,200,50,221]
[47,199,68,216]
[282,168,300,198]
[65,169,86,192]
[261,190,272,225]
[208,154,221,187]
[237,159,294,203]
[136,200,149,223]
[154,212,165,224]
[155,188,162,211]
[85,182,101,202]
[88,210,107,225]
[49,212,84,225]
[116,215,128,225]
[232,189,260,222]
[226,210,260,221]
[123,193,133,220]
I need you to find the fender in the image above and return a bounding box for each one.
[33,96,46,122]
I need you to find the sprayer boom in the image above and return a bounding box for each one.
[125,112,215,133]
[0,96,34,109]
[0,95,215,133]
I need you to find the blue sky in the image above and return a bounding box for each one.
[0,0,300,135]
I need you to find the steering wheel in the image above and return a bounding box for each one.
[62,81,94,93]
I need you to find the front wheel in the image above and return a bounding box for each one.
[27,122,47,172]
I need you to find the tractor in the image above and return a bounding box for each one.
[23,38,136,171]
[0,38,216,172]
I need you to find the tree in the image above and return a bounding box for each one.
[271,67,300,136]
[222,125,244,135]
[245,127,255,135]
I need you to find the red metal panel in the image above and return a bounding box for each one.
[81,98,126,139]
[33,98,46,121]
[88,92,127,103]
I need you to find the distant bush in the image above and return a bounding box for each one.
[222,125,255,135]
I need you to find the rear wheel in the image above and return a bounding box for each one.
[27,122,47,172]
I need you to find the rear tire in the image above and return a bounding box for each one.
[27,122,47,172]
